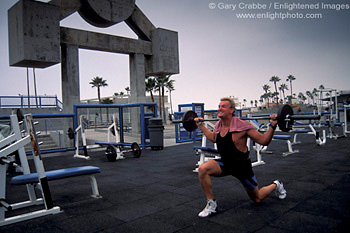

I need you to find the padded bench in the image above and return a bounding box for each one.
[273,135,291,140]
[11,166,101,198]
[193,146,219,154]
[193,146,220,172]
[273,135,299,156]
[292,129,310,144]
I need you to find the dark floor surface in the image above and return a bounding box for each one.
[1,132,350,232]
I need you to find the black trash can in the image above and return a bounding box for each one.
[148,118,164,150]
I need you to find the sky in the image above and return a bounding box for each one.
[0,0,349,110]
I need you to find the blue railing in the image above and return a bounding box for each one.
[0,95,63,110]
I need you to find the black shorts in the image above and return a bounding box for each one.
[214,158,258,190]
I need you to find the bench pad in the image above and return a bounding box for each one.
[11,166,100,185]
[273,135,291,140]
[193,146,219,154]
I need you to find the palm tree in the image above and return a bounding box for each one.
[243,99,247,108]
[279,83,288,104]
[305,91,314,105]
[101,97,113,123]
[155,76,167,122]
[298,92,306,104]
[89,76,108,104]
[262,84,270,94]
[145,77,156,102]
[318,85,325,105]
[165,79,175,117]
[262,84,271,108]
[271,92,279,104]
[286,75,296,103]
[125,87,130,95]
[269,75,281,105]
[260,93,270,108]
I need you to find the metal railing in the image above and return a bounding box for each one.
[0,95,63,110]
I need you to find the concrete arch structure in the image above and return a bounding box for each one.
[8,0,179,113]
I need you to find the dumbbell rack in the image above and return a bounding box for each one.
[0,113,60,226]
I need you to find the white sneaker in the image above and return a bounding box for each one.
[274,180,287,199]
[198,199,217,218]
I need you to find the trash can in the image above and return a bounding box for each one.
[148,118,164,150]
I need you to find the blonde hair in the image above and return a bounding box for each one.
[220,97,236,116]
[220,97,236,109]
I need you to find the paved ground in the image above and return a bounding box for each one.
[2,129,350,232]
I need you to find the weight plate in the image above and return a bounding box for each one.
[277,104,294,132]
[110,126,116,136]
[131,142,141,158]
[16,109,24,122]
[67,128,75,139]
[105,145,117,162]
[182,110,198,132]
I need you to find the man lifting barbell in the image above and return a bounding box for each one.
[195,97,287,218]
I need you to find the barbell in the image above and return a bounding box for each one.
[173,104,321,132]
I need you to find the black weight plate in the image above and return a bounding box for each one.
[131,142,142,158]
[110,126,116,136]
[105,145,117,162]
[67,127,75,139]
[277,104,294,132]
[182,110,198,132]
[16,109,24,122]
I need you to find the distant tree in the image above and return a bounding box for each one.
[155,75,174,123]
[101,97,113,123]
[165,79,175,116]
[89,76,108,104]
[125,87,130,95]
[262,84,270,94]
[286,75,296,103]
[298,92,307,104]
[279,83,289,104]
[269,76,281,104]
[145,77,156,102]
[262,84,271,108]
[305,91,314,105]
[155,76,167,122]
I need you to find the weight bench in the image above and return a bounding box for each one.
[273,135,299,156]
[193,144,266,169]
[292,129,310,145]
[11,166,101,198]
[193,146,220,172]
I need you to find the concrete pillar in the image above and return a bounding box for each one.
[61,44,80,113]
[129,53,146,133]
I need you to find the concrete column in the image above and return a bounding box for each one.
[129,53,146,133]
[61,44,80,113]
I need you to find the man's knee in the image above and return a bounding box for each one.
[247,188,262,203]
[198,164,209,176]
[251,196,262,203]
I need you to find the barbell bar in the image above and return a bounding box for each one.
[173,104,320,132]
